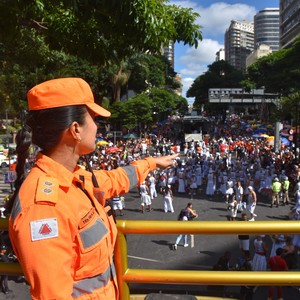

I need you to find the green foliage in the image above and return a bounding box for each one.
[118,94,153,129]
[174,95,188,116]
[127,54,151,93]
[1,0,202,66]
[279,91,300,124]
[108,87,186,129]
[187,60,244,109]
[149,88,175,113]
[0,0,202,119]
[242,37,300,122]
[147,56,167,88]
[245,37,300,95]
[170,5,202,47]
[126,54,179,94]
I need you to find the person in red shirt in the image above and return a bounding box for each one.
[267,248,288,300]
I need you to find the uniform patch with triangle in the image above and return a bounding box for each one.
[30,218,59,241]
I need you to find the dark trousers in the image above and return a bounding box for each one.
[0,275,8,292]
[240,286,254,300]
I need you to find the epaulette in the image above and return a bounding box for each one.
[35,175,59,204]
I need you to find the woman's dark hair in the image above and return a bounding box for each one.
[163,185,170,194]
[6,105,87,212]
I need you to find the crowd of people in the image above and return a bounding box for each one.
[88,114,300,223]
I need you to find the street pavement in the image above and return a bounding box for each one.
[1,169,300,299]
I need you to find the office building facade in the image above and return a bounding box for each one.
[163,41,175,69]
[254,8,280,51]
[225,20,254,73]
[280,0,300,48]
[246,44,273,68]
[215,48,225,61]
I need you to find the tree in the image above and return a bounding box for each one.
[118,94,153,130]
[242,37,300,123]
[187,60,244,111]
[1,0,202,65]
[175,95,189,116]
[245,37,300,95]
[280,91,300,125]
[108,86,186,131]
[0,0,202,111]
[126,54,177,94]
[0,28,105,116]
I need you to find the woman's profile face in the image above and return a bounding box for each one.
[78,110,98,155]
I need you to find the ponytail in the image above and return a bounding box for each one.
[6,105,87,213]
[6,126,32,213]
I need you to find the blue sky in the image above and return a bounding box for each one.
[170,0,279,103]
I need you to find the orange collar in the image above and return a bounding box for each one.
[35,152,92,189]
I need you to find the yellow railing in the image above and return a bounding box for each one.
[115,220,300,300]
[2,218,300,299]
[0,219,23,276]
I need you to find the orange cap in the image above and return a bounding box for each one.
[27,78,111,117]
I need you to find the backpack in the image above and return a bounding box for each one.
[178,209,189,221]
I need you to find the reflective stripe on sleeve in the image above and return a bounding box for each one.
[79,218,109,249]
[122,165,138,189]
[72,262,116,298]
[11,193,22,223]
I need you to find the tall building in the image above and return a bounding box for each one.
[280,0,300,48]
[225,20,254,72]
[174,73,182,96]
[215,48,225,61]
[254,8,280,51]
[163,41,175,69]
[246,44,273,68]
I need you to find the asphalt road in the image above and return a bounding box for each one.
[1,182,300,299]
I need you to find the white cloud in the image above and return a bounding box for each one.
[181,77,195,104]
[198,2,256,37]
[177,39,223,100]
[180,39,223,77]
[170,1,256,37]
[171,1,257,103]
[182,77,194,89]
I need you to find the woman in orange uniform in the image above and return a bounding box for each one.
[8,78,177,300]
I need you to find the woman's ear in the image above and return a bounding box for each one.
[69,122,81,142]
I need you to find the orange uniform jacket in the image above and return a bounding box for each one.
[9,153,156,300]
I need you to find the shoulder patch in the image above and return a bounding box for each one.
[30,218,59,241]
[36,176,59,204]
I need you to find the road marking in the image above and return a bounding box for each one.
[128,255,208,269]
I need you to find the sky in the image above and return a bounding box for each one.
[170,0,280,104]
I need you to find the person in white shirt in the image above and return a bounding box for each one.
[235,181,245,211]
[139,181,152,213]
[148,173,157,200]
[247,186,257,221]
